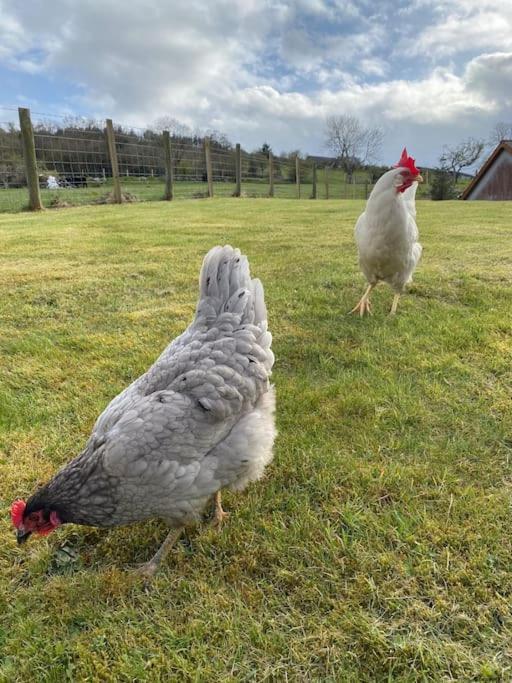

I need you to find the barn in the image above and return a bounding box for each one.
[461,140,512,200]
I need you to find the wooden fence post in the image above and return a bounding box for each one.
[234,143,241,197]
[324,166,329,199]
[296,155,300,199]
[162,131,173,200]
[268,151,274,197]
[204,138,213,197]
[105,119,122,203]
[311,163,317,199]
[18,107,43,211]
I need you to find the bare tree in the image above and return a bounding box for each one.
[204,128,233,150]
[61,115,102,132]
[152,115,191,138]
[440,138,484,182]
[489,122,512,147]
[152,116,194,170]
[324,115,383,181]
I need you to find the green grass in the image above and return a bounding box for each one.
[0,179,298,212]
[0,170,471,212]
[1,198,511,681]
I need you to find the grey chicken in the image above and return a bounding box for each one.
[11,245,276,577]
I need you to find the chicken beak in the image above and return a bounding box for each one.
[16,528,32,545]
[415,174,424,183]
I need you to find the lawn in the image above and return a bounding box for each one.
[0,198,511,681]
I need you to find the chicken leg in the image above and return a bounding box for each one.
[390,293,401,315]
[211,490,229,528]
[137,526,184,580]
[350,284,374,316]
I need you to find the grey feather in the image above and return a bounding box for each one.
[37,245,276,529]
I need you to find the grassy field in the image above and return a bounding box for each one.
[0,179,264,212]
[1,198,511,681]
[0,177,363,213]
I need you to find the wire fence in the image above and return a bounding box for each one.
[172,139,209,198]
[0,123,22,182]
[0,106,440,213]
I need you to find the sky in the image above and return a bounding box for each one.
[1,0,511,169]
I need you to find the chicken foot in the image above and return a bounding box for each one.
[390,293,401,315]
[211,490,229,528]
[137,526,184,580]
[350,284,375,316]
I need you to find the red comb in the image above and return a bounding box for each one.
[11,499,26,528]
[394,148,420,175]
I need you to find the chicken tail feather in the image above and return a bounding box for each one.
[195,245,267,328]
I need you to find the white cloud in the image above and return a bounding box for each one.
[0,12,36,69]
[412,1,512,57]
[465,52,512,105]
[359,58,388,77]
[225,61,497,128]
[207,56,506,162]
[1,0,511,166]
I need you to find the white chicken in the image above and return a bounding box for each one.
[351,148,423,316]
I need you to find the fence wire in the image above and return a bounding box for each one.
[172,140,208,198]
[241,150,267,196]
[210,147,235,197]
[0,107,391,213]
[32,124,111,208]
[272,156,299,199]
[0,120,25,212]
[113,128,165,202]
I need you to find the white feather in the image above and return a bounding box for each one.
[355,168,422,293]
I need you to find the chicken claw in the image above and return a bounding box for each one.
[211,491,230,528]
[135,527,184,580]
[350,284,374,316]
